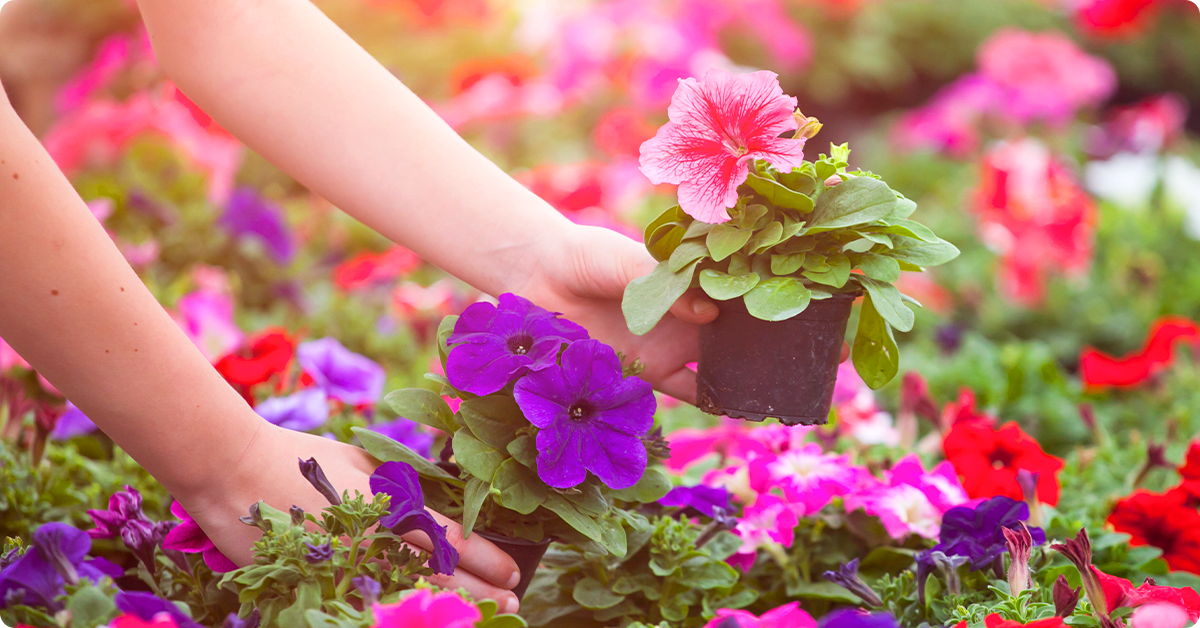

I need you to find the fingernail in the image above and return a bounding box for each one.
[693,300,717,317]
[506,569,521,590]
[502,593,520,614]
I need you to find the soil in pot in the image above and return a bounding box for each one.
[697,292,857,426]
[476,530,552,599]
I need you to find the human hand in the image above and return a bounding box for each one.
[519,225,719,404]
[178,422,522,612]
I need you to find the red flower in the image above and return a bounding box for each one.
[1108,489,1200,574]
[214,329,296,403]
[593,108,657,158]
[1080,317,1200,390]
[1093,566,1200,621]
[1178,440,1200,503]
[983,615,1065,628]
[517,163,607,215]
[448,55,539,96]
[333,247,421,292]
[940,387,995,429]
[943,421,1065,505]
[1075,0,1159,37]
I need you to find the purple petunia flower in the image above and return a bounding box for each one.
[514,339,656,490]
[368,417,434,459]
[818,609,901,628]
[446,293,589,396]
[934,495,1045,570]
[86,485,171,574]
[659,485,733,519]
[0,523,123,612]
[51,401,97,440]
[219,188,295,264]
[116,591,205,628]
[369,461,459,575]
[255,388,330,432]
[823,558,884,607]
[297,338,386,407]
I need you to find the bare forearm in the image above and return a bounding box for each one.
[135,0,571,297]
[0,95,260,498]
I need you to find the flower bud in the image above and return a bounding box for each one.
[353,575,381,607]
[929,551,970,596]
[1003,522,1033,596]
[299,457,342,506]
[1053,574,1081,617]
[822,558,883,607]
[1051,529,1112,624]
[290,505,306,527]
[240,502,266,530]
[304,542,333,564]
[793,110,822,140]
[1016,470,1043,528]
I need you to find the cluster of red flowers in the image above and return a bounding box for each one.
[1108,441,1200,574]
[1080,317,1200,390]
[940,388,1066,505]
[213,329,297,405]
[333,246,422,292]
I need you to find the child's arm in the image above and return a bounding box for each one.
[134,0,717,403]
[0,81,521,609]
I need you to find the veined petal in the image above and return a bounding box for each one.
[581,427,647,490]
[535,423,587,488]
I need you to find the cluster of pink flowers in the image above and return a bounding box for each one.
[894,29,1116,156]
[974,138,1098,306]
[667,420,969,572]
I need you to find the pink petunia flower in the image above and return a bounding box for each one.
[109,615,182,628]
[845,482,941,539]
[703,456,774,506]
[728,493,799,571]
[887,454,970,513]
[638,69,807,223]
[0,335,30,371]
[1130,603,1190,628]
[703,602,816,628]
[766,443,861,514]
[161,501,238,572]
[172,289,244,364]
[371,589,481,628]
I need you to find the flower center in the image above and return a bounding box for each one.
[989,448,1016,469]
[568,402,592,423]
[506,333,534,355]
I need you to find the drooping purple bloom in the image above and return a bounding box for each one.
[50,401,97,440]
[368,461,459,575]
[255,388,330,432]
[514,339,655,490]
[368,417,434,459]
[296,338,386,407]
[659,485,733,519]
[823,558,883,607]
[934,496,1045,570]
[87,486,167,574]
[304,542,333,564]
[161,501,238,573]
[818,609,901,628]
[219,188,295,264]
[115,591,205,628]
[352,575,381,606]
[446,293,589,396]
[0,523,123,611]
[299,457,343,506]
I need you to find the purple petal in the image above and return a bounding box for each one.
[33,522,91,566]
[382,510,459,575]
[85,509,123,539]
[219,188,295,264]
[368,419,434,459]
[580,427,647,490]
[162,518,209,553]
[513,365,572,430]
[202,546,238,573]
[116,591,205,628]
[296,338,386,406]
[446,337,535,396]
[534,424,588,489]
[558,339,624,398]
[0,549,62,609]
[80,557,124,582]
[589,376,656,436]
[255,388,330,432]
[51,402,97,440]
[369,461,426,514]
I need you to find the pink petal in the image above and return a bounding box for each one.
[161,519,208,553]
[202,546,239,573]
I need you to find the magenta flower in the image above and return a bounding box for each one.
[172,288,244,364]
[765,443,861,514]
[255,388,330,432]
[514,339,656,490]
[844,482,941,540]
[297,338,386,407]
[659,485,734,520]
[728,493,799,571]
[703,602,816,628]
[639,69,807,223]
[371,589,481,628]
[161,501,238,572]
[115,591,204,628]
[446,293,588,397]
[886,454,969,513]
[51,401,97,440]
[219,188,295,264]
[86,486,168,573]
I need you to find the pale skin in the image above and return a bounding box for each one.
[0,0,720,614]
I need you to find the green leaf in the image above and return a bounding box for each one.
[276,580,322,627]
[699,269,760,301]
[842,238,876,253]
[785,580,862,604]
[492,458,547,514]
[830,142,850,165]
[453,428,508,482]
[778,170,817,195]
[733,204,770,229]
[573,578,626,609]
[727,252,752,275]
[543,494,605,545]
[385,388,456,434]
[353,427,464,486]
[702,531,742,561]
[65,585,118,627]
[566,482,609,516]
[745,172,814,213]
[802,252,851,288]
[852,294,899,390]
[458,395,526,451]
[599,517,628,558]
[871,219,938,242]
[506,434,538,468]
[815,160,838,182]
[683,220,714,239]
[807,176,899,231]
[610,467,673,503]
[857,254,900,283]
[622,260,701,335]
[706,224,754,262]
[744,277,812,321]
[771,253,805,276]
[461,477,490,537]
[856,276,914,332]
[256,502,293,533]
[746,221,785,254]
[646,223,686,263]
[883,196,917,220]
[644,206,685,250]
[887,236,960,267]
[679,556,738,589]
[668,240,710,272]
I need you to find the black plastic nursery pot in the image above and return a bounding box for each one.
[477,530,552,600]
[697,292,858,426]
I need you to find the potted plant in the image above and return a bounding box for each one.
[354,294,673,599]
[621,69,959,425]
